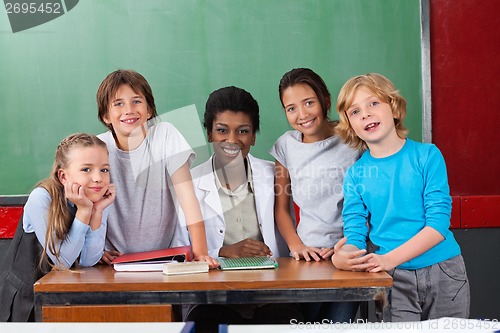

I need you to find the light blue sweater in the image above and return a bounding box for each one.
[343,139,461,270]
[23,187,108,268]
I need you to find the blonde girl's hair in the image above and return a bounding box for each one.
[335,73,408,150]
[37,133,107,269]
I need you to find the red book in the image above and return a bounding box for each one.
[111,245,192,265]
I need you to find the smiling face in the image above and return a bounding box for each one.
[281,83,330,143]
[103,84,152,150]
[57,146,110,203]
[208,111,256,165]
[345,87,400,148]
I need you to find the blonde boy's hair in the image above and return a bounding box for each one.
[335,73,408,150]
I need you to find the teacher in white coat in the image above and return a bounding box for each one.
[177,86,288,259]
[177,86,300,333]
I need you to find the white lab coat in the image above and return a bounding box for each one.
[175,154,288,258]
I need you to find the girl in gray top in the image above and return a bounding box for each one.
[269,68,359,323]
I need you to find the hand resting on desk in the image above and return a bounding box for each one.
[219,238,272,258]
[289,243,334,262]
[100,250,121,265]
[332,237,375,271]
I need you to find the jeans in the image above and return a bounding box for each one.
[388,255,470,322]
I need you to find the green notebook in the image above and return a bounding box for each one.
[218,256,278,271]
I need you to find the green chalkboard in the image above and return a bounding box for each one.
[0,0,423,195]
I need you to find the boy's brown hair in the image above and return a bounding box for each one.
[96,69,157,132]
[336,73,408,150]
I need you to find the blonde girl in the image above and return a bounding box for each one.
[0,133,115,321]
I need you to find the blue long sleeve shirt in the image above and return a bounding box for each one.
[23,187,108,268]
[343,139,461,270]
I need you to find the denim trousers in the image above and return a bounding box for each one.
[388,255,470,322]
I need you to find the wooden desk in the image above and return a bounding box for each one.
[34,258,392,322]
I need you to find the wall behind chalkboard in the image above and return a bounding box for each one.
[0,0,423,195]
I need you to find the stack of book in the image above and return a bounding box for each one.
[112,245,194,272]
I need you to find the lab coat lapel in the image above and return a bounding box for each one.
[198,157,224,218]
[248,154,272,226]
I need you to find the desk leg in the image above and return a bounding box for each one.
[375,288,391,322]
[34,295,42,322]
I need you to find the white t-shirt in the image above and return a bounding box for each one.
[98,121,194,253]
[269,130,359,248]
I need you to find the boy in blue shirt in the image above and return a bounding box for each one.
[332,73,470,321]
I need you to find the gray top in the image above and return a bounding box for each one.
[98,122,194,253]
[214,159,263,247]
[269,130,359,248]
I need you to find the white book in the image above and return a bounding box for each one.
[162,261,209,275]
[113,260,177,272]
